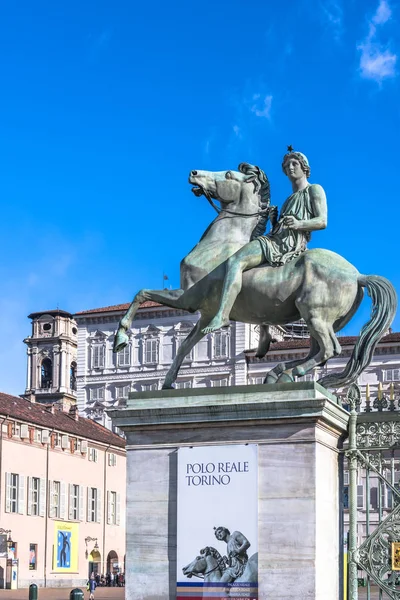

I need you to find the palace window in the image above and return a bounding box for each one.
[175,380,192,389]
[142,382,158,392]
[89,387,104,402]
[69,484,83,521]
[92,344,105,369]
[9,473,19,513]
[115,385,130,401]
[52,481,61,518]
[211,378,228,387]
[249,377,264,385]
[87,487,100,523]
[117,345,131,367]
[28,477,40,516]
[107,491,120,525]
[383,368,400,382]
[213,331,228,359]
[144,339,158,364]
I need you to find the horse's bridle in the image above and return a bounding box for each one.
[186,562,223,580]
[202,188,269,219]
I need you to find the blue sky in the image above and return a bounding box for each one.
[0,0,399,394]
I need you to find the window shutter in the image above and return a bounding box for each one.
[68,484,74,520]
[107,491,111,524]
[18,475,25,514]
[27,477,32,515]
[60,482,66,519]
[108,453,112,466]
[94,449,98,463]
[79,485,84,521]
[96,489,101,523]
[87,488,91,522]
[20,424,29,439]
[79,485,85,521]
[7,423,12,438]
[49,481,55,518]
[50,433,55,449]
[5,472,11,513]
[116,493,121,525]
[39,478,46,517]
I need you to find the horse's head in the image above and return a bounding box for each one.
[182,546,226,580]
[182,555,207,578]
[189,163,270,238]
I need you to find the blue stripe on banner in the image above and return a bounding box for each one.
[177,582,258,587]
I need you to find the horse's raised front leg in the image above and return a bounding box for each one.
[113,288,185,353]
[163,317,208,389]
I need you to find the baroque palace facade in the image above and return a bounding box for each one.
[24,302,400,557]
[72,301,400,429]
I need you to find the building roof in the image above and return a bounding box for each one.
[245,331,400,353]
[75,300,163,316]
[28,309,74,320]
[0,392,125,449]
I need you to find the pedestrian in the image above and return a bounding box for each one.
[110,571,114,587]
[88,572,97,600]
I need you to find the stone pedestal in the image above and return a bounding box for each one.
[109,382,349,600]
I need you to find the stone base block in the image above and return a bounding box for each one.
[109,382,349,600]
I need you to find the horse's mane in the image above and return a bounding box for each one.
[238,162,271,240]
[200,546,227,570]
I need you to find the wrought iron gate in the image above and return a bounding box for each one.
[346,384,400,600]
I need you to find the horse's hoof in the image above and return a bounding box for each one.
[113,330,129,353]
[277,372,294,383]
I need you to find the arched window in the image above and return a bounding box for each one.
[41,358,52,389]
[70,362,77,391]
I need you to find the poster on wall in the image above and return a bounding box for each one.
[177,444,258,599]
[53,522,79,572]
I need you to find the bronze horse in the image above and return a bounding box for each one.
[114,163,397,390]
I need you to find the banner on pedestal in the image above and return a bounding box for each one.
[177,444,258,599]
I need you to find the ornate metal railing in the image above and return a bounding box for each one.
[346,384,400,600]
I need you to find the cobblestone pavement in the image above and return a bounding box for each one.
[0,587,124,600]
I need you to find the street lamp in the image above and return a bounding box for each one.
[84,537,99,560]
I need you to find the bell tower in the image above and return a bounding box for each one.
[24,309,78,407]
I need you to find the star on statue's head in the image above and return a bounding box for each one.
[287,145,294,153]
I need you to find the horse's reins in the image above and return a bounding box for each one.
[202,188,269,219]
[187,562,223,580]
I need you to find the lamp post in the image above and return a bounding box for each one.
[84,537,99,560]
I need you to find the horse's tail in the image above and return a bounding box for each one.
[318,275,397,389]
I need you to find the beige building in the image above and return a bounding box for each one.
[0,392,126,589]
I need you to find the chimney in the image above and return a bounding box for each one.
[69,404,79,421]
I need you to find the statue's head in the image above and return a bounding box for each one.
[214,526,230,540]
[282,148,311,179]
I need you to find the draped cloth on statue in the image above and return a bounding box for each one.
[257,184,316,266]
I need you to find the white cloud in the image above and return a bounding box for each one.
[373,0,392,25]
[251,95,273,119]
[321,0,343,40]
[232,125,241,138]
[358,0,397,83]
